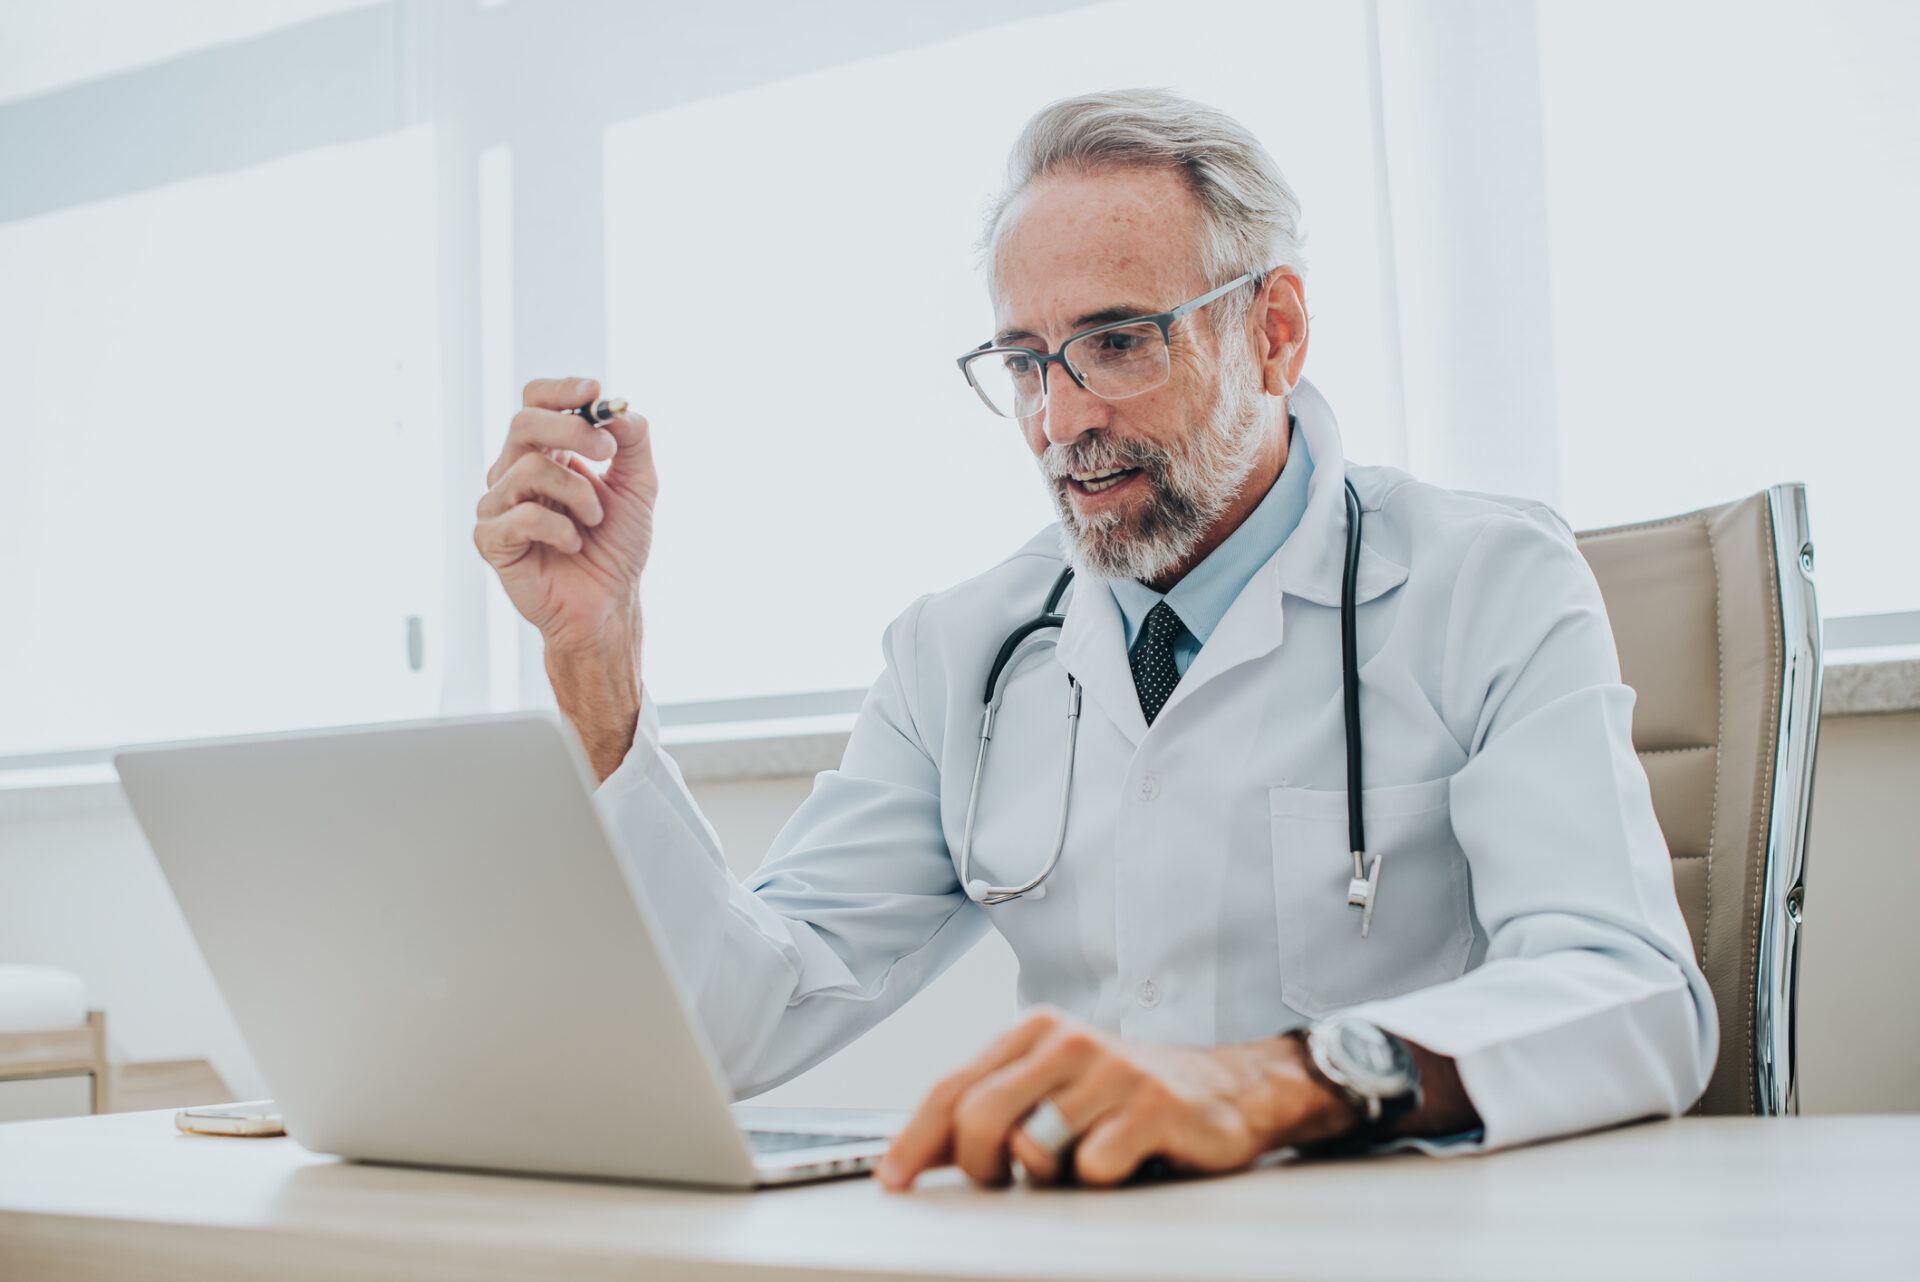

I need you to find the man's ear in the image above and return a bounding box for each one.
[1254,270,1309,396]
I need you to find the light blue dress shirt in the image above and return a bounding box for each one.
[1109,418,1312,674]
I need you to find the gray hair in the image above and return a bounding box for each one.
[981,89,1307,316]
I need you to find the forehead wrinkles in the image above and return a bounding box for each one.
[991,168,1209,334]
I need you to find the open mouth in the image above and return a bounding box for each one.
[1067,466,1144,496]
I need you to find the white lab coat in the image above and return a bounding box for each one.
[595,379,1718,1152]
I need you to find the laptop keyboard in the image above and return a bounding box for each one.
[747,1130,882,1155]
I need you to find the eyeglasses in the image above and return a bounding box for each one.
[957,271,1263,421]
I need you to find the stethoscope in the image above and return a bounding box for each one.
[958,478,1384,937]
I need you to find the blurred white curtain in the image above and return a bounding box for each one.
[1373,0,1562,506]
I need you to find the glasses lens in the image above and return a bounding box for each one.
[1064,323,1169,401]
[965,347,1047,419]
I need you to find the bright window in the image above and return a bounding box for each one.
[0,129,443,756]
[605,0,1393,704]
[1539,1,1920,620]
[6,0,1913,762]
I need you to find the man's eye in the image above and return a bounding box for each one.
[1002,353,1037,374]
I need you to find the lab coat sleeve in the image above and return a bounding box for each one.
[592,595,986,1098]
[1339,508,1719,1152]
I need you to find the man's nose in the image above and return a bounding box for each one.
[1040,364,1108,446]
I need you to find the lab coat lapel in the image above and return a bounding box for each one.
[1154,379,1408,721]
[1053,569,1149,746]
[1161,551,1287,709]
[1264,379,1408,610]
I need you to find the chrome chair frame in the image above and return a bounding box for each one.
[1756,483,1822,1115]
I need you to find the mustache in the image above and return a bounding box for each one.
[1039,432,1169,483]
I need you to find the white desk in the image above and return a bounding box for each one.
[1,1110,1915,1280]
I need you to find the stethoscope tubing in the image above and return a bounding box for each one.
[958,479,1367,909]
[960,627,1081,904]
[1341,479,1367,867]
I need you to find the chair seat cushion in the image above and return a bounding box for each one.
[0,965,88,1033]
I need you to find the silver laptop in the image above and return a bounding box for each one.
[115,712,896,1188]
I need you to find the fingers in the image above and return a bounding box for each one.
[874,1076,961,1192]
[1073,1098,1172,1188]
[600,407,657,491]
[473,500,583,566]
[1011,1054,1148,1184]
[561,452,619,515]
[488,406,617,488]
[522,375,598,411]
[1006,1127,1062,1185]
[877,1007,1065,1191]
[949,1027,1106,1186]
[477,451,605,526]
[877,1011,1251,1193]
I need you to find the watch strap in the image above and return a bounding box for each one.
[1289,1023,1423,1150]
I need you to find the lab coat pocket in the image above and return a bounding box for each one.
[1268,778,1471,1019]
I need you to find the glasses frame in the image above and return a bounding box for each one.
[956,269,1265,420]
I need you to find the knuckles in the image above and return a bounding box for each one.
[1087,1054,1145,1099]
[1074,1148,1134,1188]
[1020,1006,1065,1037]
[1043,1028,1099,1064]
[950,1104,1002,1162]
[1129,1082,1176,1126]
[927,1071,971,1110]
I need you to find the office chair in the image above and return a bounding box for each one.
[1577,485,1822,1115]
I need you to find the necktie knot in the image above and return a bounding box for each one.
[1130,600,1186,726]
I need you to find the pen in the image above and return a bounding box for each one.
[570,397,628,426]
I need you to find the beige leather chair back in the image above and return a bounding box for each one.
[1576,486,1821,1115]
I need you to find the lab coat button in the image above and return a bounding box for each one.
[1136,774,1160,802]
[1136,979,1159,1008]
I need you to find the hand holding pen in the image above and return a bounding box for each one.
[476,376,654,573]
[472,377,659,778]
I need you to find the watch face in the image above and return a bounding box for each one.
[1329,1019,1417,1098]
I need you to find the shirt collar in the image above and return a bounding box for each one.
[1109,415,1314,650]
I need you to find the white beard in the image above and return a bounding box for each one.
[1042,346,1270,584]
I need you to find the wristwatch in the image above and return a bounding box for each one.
[1294,1016,1423,1143]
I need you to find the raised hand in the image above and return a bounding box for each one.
[473,377,658,777]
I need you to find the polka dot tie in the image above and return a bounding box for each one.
[1130,600,1187,726]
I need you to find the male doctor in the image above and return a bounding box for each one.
[473,89,1716,1189]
